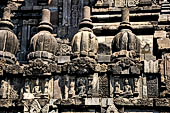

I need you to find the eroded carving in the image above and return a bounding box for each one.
[71,6,98,58]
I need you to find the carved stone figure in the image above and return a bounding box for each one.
[87,78,93,96]
[123,79,133,97]
[68,80,75,98]
[32,79,41,94]
[71,6,98,58]
[1,79,8,98]
[44,78,49,94]
[134,78,139,96]
[64,76,69,99]
[77,78,87,97]
[112,8,140,54]
[114,81,121,97]
[24,78,31,93]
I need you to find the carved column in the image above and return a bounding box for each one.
[122,7,129,24]
[20,20,30,61]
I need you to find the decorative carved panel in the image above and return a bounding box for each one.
[99,74,109,97]
[110,76,140,98]
[147,75,159,98]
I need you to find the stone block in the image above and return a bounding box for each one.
[157,38,170,50]
[139,0,152,5]
[155,98,170,107]
[158,15,167,22]
[21,6,33,10]
[23,93,34,99]
[97,36,105,43]
[98,43,112,55]
[105,37,113,44]
[101,98,107,107]
[107,98,113,105]
[128,0,136,6]
[144,60,158,73]
[100,64,108,72]
[144,54,156,61]
[85,98,100,105]
[91,98,100,105]
[130,66,140,74]
[98,55,111,63]
[33,6,42,10]
[121,69,129,74]
[58,56,70,64]
[138,35,153,54]
[154,30,166,38]
[143,85,147,98]
[115,0,124,7]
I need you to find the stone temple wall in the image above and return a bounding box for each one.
[0,0,170,113]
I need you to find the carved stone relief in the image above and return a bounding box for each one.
[99,74,109,97]
[0,79,9,99]
[110,76,140,98]
[23,78,53,99]
[76,77,88,97]
[146,75,159,98]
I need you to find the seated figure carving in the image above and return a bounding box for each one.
[123,79,133,97]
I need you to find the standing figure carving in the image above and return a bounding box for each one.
[24,78,31,93]
[32,79,41,94]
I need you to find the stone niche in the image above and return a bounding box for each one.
[23,77,53,99]
[0,76,24,99]
[110,75,141,98]
[53,73,99,100]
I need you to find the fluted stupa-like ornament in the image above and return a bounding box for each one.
[29,9,58,55]
[71,6,98,58]
[112,8,140,54]
[0,7,19,64]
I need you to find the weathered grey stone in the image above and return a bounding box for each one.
[144,60,158,73]
[71,6,98,58]
[58,56,70,63]
[107,98,113,105]
[157,38,170,50]
[122,8,129,23]
[154,30,166,38]
[98,55,111,63]
[141,54,156,61]
[101,98,107,107]
[85,98,100,105]
[147,75,159,97]
[143,78,148,98]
